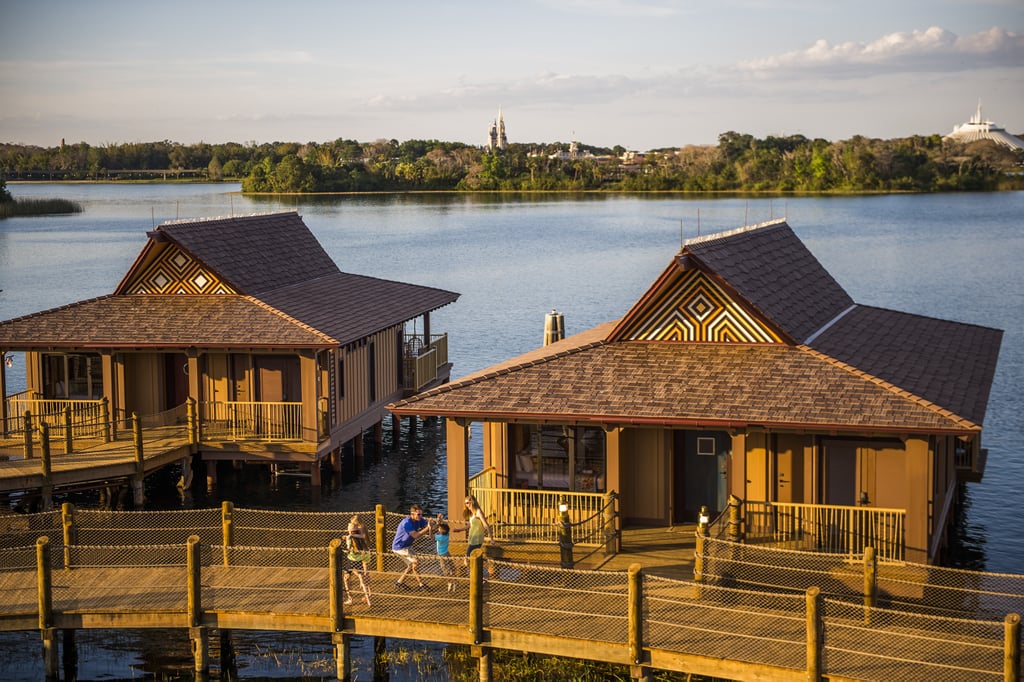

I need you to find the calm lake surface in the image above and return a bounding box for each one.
[1,184,1022,679]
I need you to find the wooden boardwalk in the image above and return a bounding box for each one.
[0,539,1015,681]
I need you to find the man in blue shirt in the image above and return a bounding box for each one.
[392,504,431,589]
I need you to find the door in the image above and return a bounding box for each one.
[821,439,859,552]
[162,353,190,411]
[254,356,301,438]
[773,433,805,503]
[675,430,730,523]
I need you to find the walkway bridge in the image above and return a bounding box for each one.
[0,504,1020,681]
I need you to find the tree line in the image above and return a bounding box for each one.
[2,132,1021,193]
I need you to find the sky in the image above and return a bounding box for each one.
[1,0,1022,151]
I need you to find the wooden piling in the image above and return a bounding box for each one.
[628,563,644,666]
[1006,612,1021,682]
[469,549,485,645]
[806,586,822,682]
[131,413,144,507]
[863,546,877,623]
[40,422,53,511]
[222,501,234,565]
[37,536,58,679]
[101,397,112,443]
[187,398,197,450]
[187,535,201,625]
[375,504,386,573]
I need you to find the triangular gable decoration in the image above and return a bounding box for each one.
[123,244,236,295]
[623,269,781,343]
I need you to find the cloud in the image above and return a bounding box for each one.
[736,26,1024,78]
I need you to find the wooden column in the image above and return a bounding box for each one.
[863,546,877,624]
[37,536,58,679]
[40,422,53,511]
[131,413,144,508]
[446,418,470,522]
[1006,613,1021,682]
[904,436,930,563]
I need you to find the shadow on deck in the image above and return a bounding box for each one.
[595,523,698,579]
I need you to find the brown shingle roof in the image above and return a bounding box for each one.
[808,305,1002,426]
[0,295,335,349]
[391,339,977,434]
[151,212,339,295]
[684,220,854,342]
[259,272,459,346]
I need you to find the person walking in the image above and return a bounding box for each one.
[392,504,431,589]
[434,513,467,592]
[344,515,372,606]
[463,495,492,579]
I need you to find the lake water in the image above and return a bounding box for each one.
[1,184,1022,678]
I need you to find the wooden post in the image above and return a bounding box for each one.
[131,413,144,508]
[101,397,112,443]
[187,398,197,451]
[375,504,386,573]
[329,538,345,631]
[333,632,351,682]
[727,494,743,543]
[1006,613,1021,682]
[62,629,78,681]
[23,410,33,459]
[628,563,644,666]
[63,405,72,454]
[37,536,59,679]
[187,535,201,626]
[61,503,76,569]
[603,491,619,556]
[469,549,485,645]
[222,501,234,566]
[40,422,53,512]
[694,506,710,594]
[806,586,822,682]
[863,546,877,624]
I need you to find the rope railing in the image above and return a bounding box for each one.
[4,535,1018,681]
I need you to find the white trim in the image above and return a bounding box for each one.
[803,304,858,345]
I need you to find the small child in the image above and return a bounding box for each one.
[434,513,466,592]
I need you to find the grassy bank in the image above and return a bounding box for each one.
[0,197,83,218]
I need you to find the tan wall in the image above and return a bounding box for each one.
[123,353,162,418]
[620,427,667,524]
[336,326,401,425]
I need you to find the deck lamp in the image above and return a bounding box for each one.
[558,502,568,513]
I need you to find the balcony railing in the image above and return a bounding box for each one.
[2,393,108,441]
[740,500,906,562]
[199,401,303,442]
[403,333,449,392]
[469,468,614,546]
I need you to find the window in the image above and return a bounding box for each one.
[509,424,606,492]
[42,353,103,399]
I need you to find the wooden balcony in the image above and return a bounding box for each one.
[739,500,906,562]
[199,401,304,442]
[403,333,450,394]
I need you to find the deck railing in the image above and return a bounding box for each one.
[199,401,303,442]
[469,474,615,547]
[403,333,449,392]
[2,395,108,441]
[741,500,905,562]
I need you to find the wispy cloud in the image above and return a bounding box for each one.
[735,26,1024,78]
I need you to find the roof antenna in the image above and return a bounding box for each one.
[230,195,234,217]
[697,208,701,236]
[745,201,749,226]
[769,199,774,219]
[175,201,179,220]
[679,219,684,251]
[151,206,155,229]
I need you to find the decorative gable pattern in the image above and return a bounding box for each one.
[623,269,781,343]
[123,245,236,295]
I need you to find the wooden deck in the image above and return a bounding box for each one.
[0,426,192,497]
[0,535,1013,681]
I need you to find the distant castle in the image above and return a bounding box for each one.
[943,101,1024,151]
[487,109,508,151]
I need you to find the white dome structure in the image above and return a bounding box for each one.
[944,101,1024,151]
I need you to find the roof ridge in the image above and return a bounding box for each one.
[244,295,338,345]
[391,338,609,407]
[683,218,788,247]
[797,344,980,430]
[158,209,299,227]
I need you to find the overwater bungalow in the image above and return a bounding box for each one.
[389,219,1002,565]
[0,211,459,494]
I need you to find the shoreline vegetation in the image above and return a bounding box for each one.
[0,180,82,218]
[3,130,1022,198]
